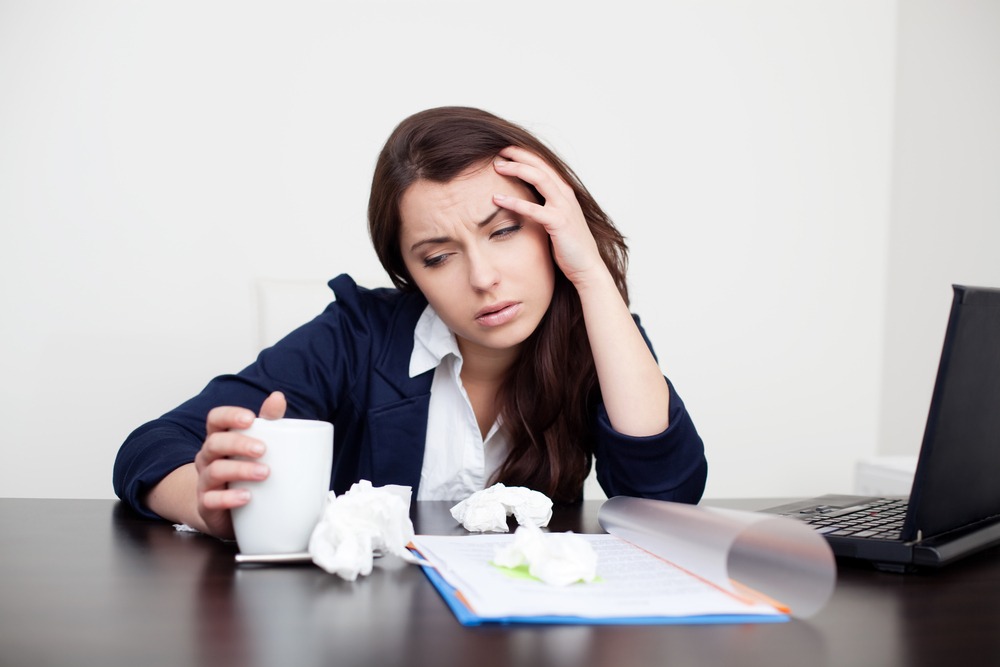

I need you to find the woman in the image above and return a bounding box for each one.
[113,107,707,539]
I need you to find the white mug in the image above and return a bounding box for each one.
[230,418,334,555]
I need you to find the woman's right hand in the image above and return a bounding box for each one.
[191,391,287,538]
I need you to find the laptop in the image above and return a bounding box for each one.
[761,285,1000,572]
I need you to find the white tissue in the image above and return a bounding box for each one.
[450,483,554,532]
[308,480,415,581]
[492,524,598,586]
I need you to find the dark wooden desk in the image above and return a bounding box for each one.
[2,498,1000,667]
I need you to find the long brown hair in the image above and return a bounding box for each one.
[368,106,629,502]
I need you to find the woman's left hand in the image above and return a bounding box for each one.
[492,146,606,287]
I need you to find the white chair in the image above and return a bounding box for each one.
[854,455,918,495]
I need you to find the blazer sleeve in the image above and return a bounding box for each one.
[591,315,708,503]
[112,276,377,519]
[592,378,708,503]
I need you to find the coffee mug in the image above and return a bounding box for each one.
[230,418,334,555]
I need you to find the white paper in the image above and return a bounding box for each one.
[308,480,414,581]
[450,483,553,532]
[412,533,785,620]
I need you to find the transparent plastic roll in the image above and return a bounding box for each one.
[599,496,836,618]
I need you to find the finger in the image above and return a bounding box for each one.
[497,146,571,186]
[494,156,572,204]
[493,192,547,222]
[259,391,287,420]
[206,405,256,436]
[201,487,252,511]
[196,431,266,469]
[493,155,549,189]
[498,145,550,170]
[199,458,270,491]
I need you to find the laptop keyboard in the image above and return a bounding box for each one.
[801,498,908,540]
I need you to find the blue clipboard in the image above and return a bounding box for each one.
[417,563,790,627]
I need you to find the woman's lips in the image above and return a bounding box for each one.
[475,301,521,327]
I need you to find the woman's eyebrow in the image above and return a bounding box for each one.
[409,235,449,253]
[476,207,503,228]
[408,208,503,252]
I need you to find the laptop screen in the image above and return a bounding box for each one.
[904,285,1000,540]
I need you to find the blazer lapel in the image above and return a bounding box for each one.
[364,290,434,493]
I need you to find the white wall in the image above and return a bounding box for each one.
[0,1,902,500]
[878,0,1000,456]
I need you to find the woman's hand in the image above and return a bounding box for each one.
[491,146,607,288]
[191,391,287,538]
[144,391,287,539]
[494,146,671,437]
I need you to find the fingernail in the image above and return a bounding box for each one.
[248,442,265,456]
[494,193,507,202]
[494,158,508,167]
[237,412,253,425]
[253,464,269,479]
[235,489,251,502]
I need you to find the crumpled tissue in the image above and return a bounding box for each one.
[308,480,415,581]
[450,483,553,532]
[492,524,598,586]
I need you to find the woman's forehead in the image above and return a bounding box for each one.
[399,167,529,235]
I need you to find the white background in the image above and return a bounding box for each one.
[1,0,997,500]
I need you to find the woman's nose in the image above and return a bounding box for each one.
[467,249,500,292]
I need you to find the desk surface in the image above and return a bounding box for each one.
[2,498,1000,667]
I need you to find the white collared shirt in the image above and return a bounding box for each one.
[409,304,510,501]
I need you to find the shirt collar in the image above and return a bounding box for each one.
[409,304,461,378]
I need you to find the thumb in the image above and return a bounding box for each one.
[259,391,287,420]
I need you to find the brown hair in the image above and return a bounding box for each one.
[368,106,629,502]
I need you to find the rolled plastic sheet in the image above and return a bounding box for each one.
[599,496,836,618]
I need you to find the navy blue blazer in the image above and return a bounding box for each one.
[114,274,707,519]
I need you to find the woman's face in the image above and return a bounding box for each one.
[398,161,556,362]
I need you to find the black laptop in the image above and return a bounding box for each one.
[762,285,1000,572]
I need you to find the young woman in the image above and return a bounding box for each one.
[113,107,707,539]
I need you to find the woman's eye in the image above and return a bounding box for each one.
[423,254,449,268]
[490,224,522,239]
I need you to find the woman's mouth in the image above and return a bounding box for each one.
[475,301,521,327]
